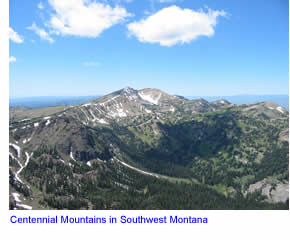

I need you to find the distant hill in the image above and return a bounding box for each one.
[10,94,289,110]
[188,95,289,110]
[9,96,101,109]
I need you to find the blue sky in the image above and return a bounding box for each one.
[9,0,289,97]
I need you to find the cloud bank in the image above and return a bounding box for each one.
[127,6,227,46]
[9,27,24,43]
[47,0,132,38]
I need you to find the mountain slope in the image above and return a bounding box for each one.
[9,87,289,210]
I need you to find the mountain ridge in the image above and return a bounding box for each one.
[9,87,289,210]
[10,93,289,110]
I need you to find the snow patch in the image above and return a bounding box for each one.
[9,152,18,161]
[12,193,21,203]
[70,147,76,161]
[16,204,32,210]
[86,109,109,123]
[127,95,137,101]
[169,106,175,112]
[14,152,33,185]
[113,181,129,190]
[99,95,120,106]
[117,108,127,117]
[276,106,285,114]
[80,108,90,122]
[89,109,98,122]
[123,87,132,94]
[98,119,108,124]
[109,107,127,118]
[113,157,160,178]
[82,103,92,107]
[19,118,30,122]
[9,143,21,158]
[138,92,161,105]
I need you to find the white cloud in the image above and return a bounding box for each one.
[9,56,16,63]
[9,27,24,43]
[38,2,44,9]
[127,6,227,47]
[27,23,54,43]
[82,61,101,67]
[47,0,132,38]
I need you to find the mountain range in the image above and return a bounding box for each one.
[10,94,289,110]
[9,87,289,210]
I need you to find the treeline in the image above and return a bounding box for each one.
[21,155,288,210]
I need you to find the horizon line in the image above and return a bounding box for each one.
[10,93,290,99]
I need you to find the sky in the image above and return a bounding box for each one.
[9,0,289,97]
